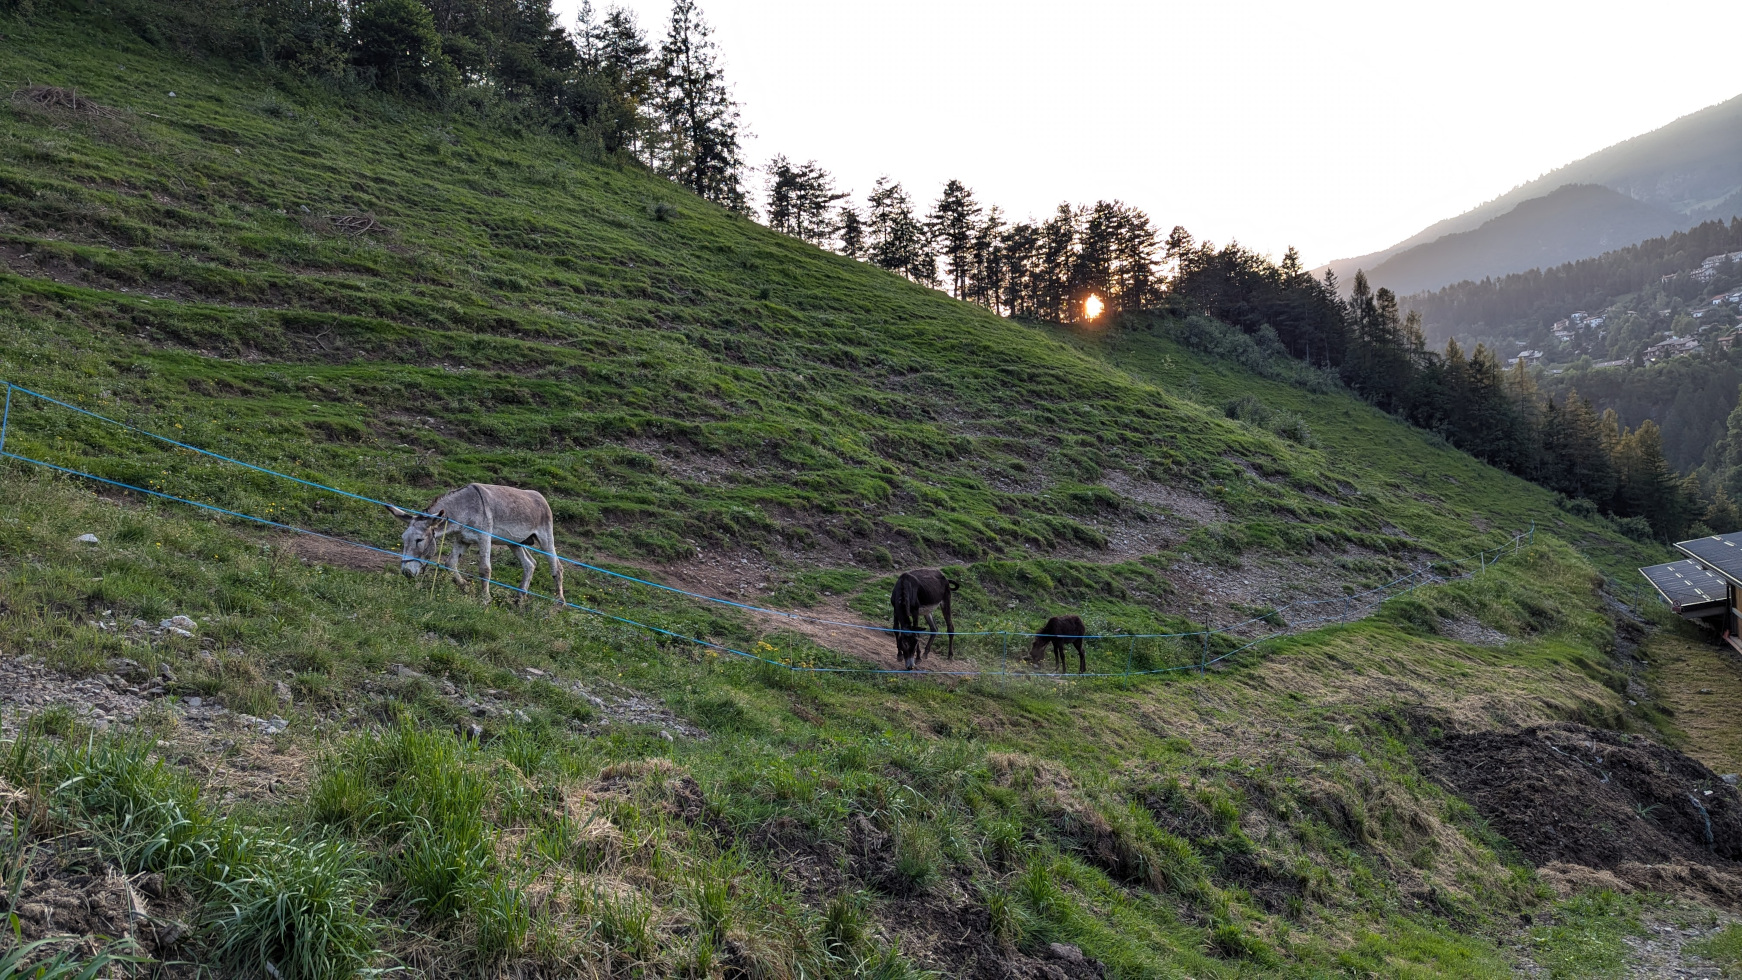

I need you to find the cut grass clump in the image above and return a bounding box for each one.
[1,732,386,979]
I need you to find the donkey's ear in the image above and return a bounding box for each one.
[386,505,414,522]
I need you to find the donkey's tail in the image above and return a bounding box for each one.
[946,577,960,592]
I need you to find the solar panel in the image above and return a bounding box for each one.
[1642,557,1728,612]
[1675,532,1742,590]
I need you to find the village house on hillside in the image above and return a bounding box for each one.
[1643,335,1702,364]
[1695,250,1742,283]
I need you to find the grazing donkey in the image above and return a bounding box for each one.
[387,483,564,606]
[1026,614,1087,674]
[890,568,959,670]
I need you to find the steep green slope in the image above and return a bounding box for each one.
[0,13,1631,581]
[0,9,1699,980]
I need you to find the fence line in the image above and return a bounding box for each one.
[0,380,1535,679]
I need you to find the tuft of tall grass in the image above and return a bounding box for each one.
[207,836,381,980]
[2,729,385,979]
[888,821,942,895]
[397,822,494,920]
[471,873,532,959]
[0,938,139,980]
[9,735,214,875]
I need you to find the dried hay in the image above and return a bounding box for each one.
[986,751,1074,793]
[299,208,393,238]
[9,84,123,121]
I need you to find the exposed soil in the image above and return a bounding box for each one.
[1426,722,1742,908]
[272,531,395,573]
[1437,615,1511,647]
[0,778,197,967]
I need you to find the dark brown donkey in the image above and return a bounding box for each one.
[1026,615,1087,674]
[890,569,959,670]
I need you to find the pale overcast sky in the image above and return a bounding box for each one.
[558,0,1742,266]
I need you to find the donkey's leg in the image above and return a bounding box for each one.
[1074,638,1086,674]
[540,525,565,605]
[922,611,939,662]
[477,541,494,605]
[449,542,470,589]
[942,593,955,659]
[514,544,537,605]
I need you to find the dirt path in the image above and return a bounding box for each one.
[1510,907,1734,978]
[1618,915,1730,979]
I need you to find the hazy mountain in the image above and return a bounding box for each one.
[1319,92,1742,290]
[1362,184,1685,296]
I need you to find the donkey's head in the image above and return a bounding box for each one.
[386,505,448,578]
[895,628,919,667]
[1026,634,1052,664]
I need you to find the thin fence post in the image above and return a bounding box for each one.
[1001,631,1008,680]
[1126,634,1134,680]
[1199,631,1207,675]
[0,382,11,457]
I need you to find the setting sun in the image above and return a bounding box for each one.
[1084,294,1104,320]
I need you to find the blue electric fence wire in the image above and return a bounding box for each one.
[4,381,1498,639]
[0,380,1536,677]
[0,380,1524,641]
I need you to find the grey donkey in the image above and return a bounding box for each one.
[890,568,959,670]
[387,483,565,605]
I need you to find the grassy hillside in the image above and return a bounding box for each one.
[0,8,1713,980]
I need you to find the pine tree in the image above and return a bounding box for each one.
[653,0,748,212]
[1715,383,1742,499]
[867,177,930,284]
[966,205,1006,313]
[351,0,452,95]
[592,5,653,104]
[1614,419,1680,536]
[760,158,844,245]
[763,154,798,236]
[1040,204,1078,321]
[837,205,865,260]
[1075,202,1120,315]
[1163,225,1194,285]
[928,180,981,299]
[1112,206,1159,312]
[791,162,846,245]
[1000,221,1042,317]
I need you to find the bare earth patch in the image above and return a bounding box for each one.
[1437,615,1510,647]
[1426,723,1742,910]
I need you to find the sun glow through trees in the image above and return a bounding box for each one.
[1084,294,1104,321]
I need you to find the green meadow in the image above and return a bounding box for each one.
[0,7,1701,978]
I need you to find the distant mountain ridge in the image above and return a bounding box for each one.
[1362,184,1686,296]
[1318,93,1742,291]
